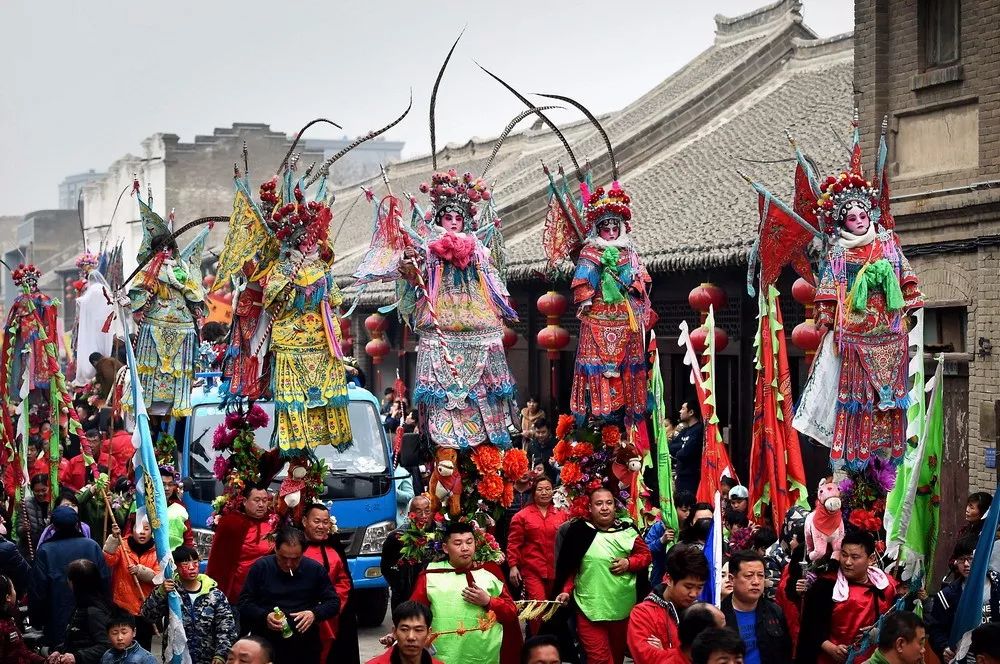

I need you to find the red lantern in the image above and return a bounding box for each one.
[365,338,390,364]
[502,326,518,351]
[688,283,726,316]
[791,322,823,351]
[689,325,729,354]
[536,291,568,318]
[537,325,570,360]
[364,313,388,335]
[536,291,570,360]
[791,277,816,306]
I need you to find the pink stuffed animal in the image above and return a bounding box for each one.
[804,478,845,562]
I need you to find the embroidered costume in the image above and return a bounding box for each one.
[570,185,653,424]
[400,171,518,450]
[127,188,208,418]
[745,114,923,468]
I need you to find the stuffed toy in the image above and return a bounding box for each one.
[428,448,462,517]
[804,478,845,562]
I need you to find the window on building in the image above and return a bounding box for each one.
[921,0,961,68]
[924,306,967,353]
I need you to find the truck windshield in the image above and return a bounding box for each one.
[186,400,389,500]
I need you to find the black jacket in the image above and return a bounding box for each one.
[238,554,339,635]
[721,595,792,664]
[63,601,113,664]
[670,421,703,492]
[0,536,30,596]
[380,529,429,610]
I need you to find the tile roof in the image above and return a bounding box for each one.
[330,0,854,305]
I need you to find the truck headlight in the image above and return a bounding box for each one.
[359,520,395,555]
[193,528,214,560]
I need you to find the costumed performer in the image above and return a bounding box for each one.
[787,115,923,468]
[126,186,209,418]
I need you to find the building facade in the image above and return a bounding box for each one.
[855,0,1000,518]
[82,122,403,274]
[58,170,105,209]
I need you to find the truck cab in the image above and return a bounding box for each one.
[179,380,396,626]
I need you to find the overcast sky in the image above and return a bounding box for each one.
[0,0,852,215]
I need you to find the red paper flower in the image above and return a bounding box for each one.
[501,482,514,508]
[477,474,504,502]
[560,462,583,485]
[555,415,575,441]
[553,440,572,465]
[601,426,622,447]
[472,444,503,475]
[501,449,529,481]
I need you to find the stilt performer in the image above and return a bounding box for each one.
[126,184,210,419]
[743,112,923,470]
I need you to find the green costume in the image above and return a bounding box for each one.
[424,561,505,664]
[573,528,639,621]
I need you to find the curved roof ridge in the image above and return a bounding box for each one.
[714,0,811,46]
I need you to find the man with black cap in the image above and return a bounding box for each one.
[29,505,110,648]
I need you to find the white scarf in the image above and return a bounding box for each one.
[587,232,633,250]
[833,565,889,602]
[836,222,876,250]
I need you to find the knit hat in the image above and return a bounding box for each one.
[51,505,80,530]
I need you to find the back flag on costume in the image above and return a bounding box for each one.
[119,302,190,664]
[950,483,1000,660]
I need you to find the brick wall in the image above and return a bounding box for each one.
[856,0,1000,492]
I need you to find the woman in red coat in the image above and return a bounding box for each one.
[302,503,358,664]
[506,476,567,634]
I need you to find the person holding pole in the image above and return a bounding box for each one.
[103,517,159,650]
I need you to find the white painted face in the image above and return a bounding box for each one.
[440,211,464,233]
[598,219,621,241]
[842,201,871,235]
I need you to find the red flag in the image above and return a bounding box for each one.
[748,290,809,527]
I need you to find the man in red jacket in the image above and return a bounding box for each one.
[365,601,443,664]
[627,544,710,664]
[206,486,275,601]
[302,503,357,664]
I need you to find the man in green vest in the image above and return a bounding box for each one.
[410,521,519,664]
[554,488,652,664]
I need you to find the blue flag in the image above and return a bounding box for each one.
[698,492,724,605]
[120,304,189,663]
[950,482,1000,659]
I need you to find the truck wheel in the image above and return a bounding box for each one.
[354,588,389,627]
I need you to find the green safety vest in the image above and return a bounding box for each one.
[573,528,638,621]
[425,561,505,664]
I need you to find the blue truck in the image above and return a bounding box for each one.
[179,380,397,626]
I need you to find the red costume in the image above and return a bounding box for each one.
[304,537,355,664]
[205,511,274,601]
[795,571,897,664]
[59,445,128,492]
[626,594,686,664]
[506,503,567,632]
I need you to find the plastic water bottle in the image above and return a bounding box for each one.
[273,606,293,639]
